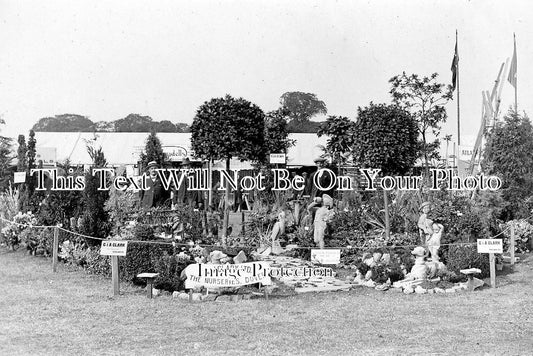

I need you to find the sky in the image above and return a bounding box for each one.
[1,0,532,148]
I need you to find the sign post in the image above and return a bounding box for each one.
[477,238,503,288]
[100,241,128,296]
[510,224,516,270]
[52,227,59,272]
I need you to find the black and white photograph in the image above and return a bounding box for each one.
[1,1,532,355]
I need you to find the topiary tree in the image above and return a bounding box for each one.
[191,94,266,243]
[352,103,419,238]
[139,130,165,170]
[482,110,533,220]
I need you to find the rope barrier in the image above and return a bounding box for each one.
[4,212,530,251]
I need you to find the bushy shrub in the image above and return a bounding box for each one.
[445,244,490,279]
[500,219,533,253]
[1,211,37,250]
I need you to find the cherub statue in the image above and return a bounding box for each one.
[426,222,443,262]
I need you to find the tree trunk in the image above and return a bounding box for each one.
[221,158,230,246]
[383,189,390,239]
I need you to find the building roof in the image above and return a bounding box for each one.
[33,132,328,167]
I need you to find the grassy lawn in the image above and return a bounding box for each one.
[1,249,532,355]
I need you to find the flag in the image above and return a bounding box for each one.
[508,35,517,88]
[451,37,458,92]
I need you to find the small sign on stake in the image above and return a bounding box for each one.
[14,172,26,183]
[269,153,286,164]
[311,249,340,265]
[477,239,503,254]
[100,241,128,256]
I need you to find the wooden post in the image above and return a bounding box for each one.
[52,227,59,272]
[510,224,516,270]
[489,253,496,288]
[111,256,120,296]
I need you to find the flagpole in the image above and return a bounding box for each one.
[514,33,518,115]
[456,30,461,146]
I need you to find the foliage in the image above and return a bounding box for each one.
[79,146,111,242]
[31,112,190,133]
[500,219,533,253]
[114,114,154,132]
[191,94,266,164]
[1,211,37,249]
[445,245,490,279]
[0,186,19,222]
[104,187,138,236]
[17,135,27,171]
[19,130,39,212]
[191,95,266,240]
[139,130,165,168]
[264,108,295,155]
[32,114,95,132]
[482,110,533,220]
[317,116,356,168]
[280,91,327,125]
[0,136,13,190]
[353,103,418,176]
[22,227,54,256]
[352,102,419,238]
[389,72,452,168]
[431,195,487,244]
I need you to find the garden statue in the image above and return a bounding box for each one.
[270,210,286,255]
[417,201,433,244]
[312,194,335,249]
[426,222,443,262]
[393,246,429,288]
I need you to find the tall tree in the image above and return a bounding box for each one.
[280,92,327,133]
[482,110,533,220]
[191,95,266,243]
[32,114,95,132]
[0,136,13,191]
[352,103,418,238]
[114,114,154,132]
[17,135,27,171]
[389,73,452,170]
[264,108,295,156]
[140,131,165,169]
[80,145,110,241]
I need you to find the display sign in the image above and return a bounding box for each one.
[35,147,57,165]
[477,239,503,254]
[269,153,286,164]
[458,146,474,161]
[184,262,272,289]
[162,146,188,162]
[311,249,341,265]
[100,241,128,256]
[14,172,26,183]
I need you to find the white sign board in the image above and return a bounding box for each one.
[184,262,272,289]
[459,146,474,161]
[269,153,286,164]
[311,249,341,265]
[477,239,503,254]
[163,146,188,162]
[14,172,26,183]
[36,147,57,165]
[100,241,128,256]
